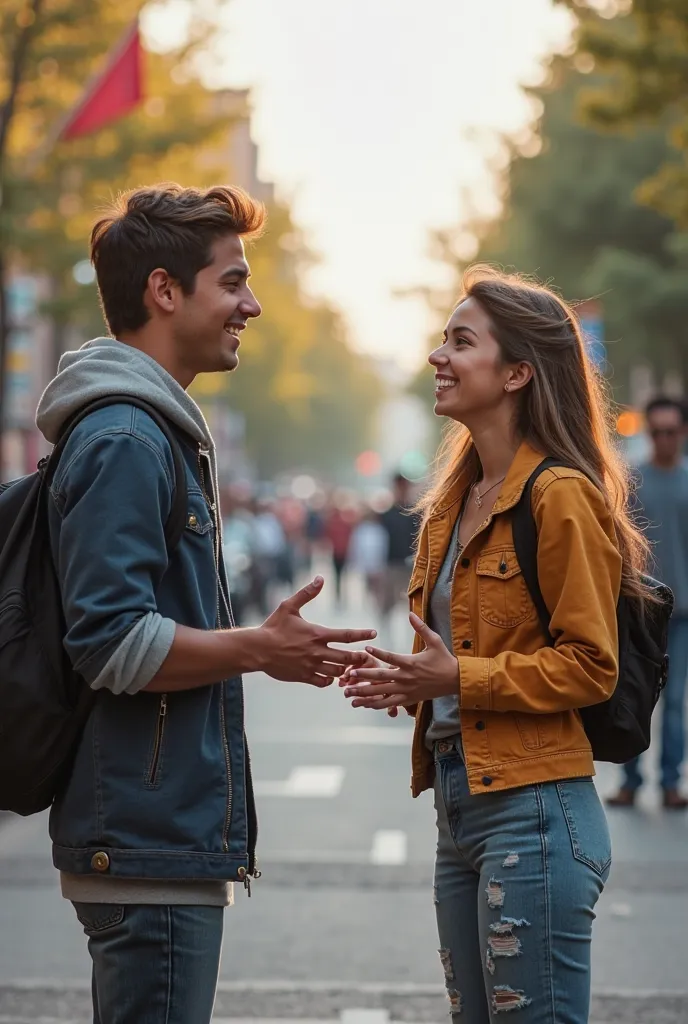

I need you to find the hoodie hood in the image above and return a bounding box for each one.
[36,336,213,450]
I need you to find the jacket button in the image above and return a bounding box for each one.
[188,514,198,527]
[475,721,486,731]
[482,776,493,787]
[460,558,470,569]
[237,866,247,879]
[499,561,507,574]
[91,852,110,872]
[461,640,472,650]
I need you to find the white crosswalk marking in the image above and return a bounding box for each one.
[340,1011,391,1024]
[370,830,407,866]
[339,1007,389,1024]
[253,766,345,798]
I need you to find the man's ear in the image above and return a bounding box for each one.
[146,268,176,314]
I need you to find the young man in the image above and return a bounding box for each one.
[35,183,376,1024]
[608,396,688,810]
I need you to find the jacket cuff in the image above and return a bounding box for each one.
[458,657,491,712]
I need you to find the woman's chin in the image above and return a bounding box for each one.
[434,395,462,419]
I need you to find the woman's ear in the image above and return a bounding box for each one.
[505,362,533,393]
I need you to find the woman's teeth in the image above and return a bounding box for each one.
[435,378,457,390]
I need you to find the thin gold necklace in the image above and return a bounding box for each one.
[471,475,506,508]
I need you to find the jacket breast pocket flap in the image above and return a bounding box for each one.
[475,548,530,627]
[184,497,214,536]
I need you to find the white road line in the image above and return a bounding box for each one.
[370,830,407,866]
[341,1011,390,1024]
[253,766,345,798]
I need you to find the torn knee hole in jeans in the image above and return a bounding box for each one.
[485,876,505,909]
[438,947,455,983]
[485,917,531,976]
[447,988,463,1015]
[438,950,463,1014]
[502,851,519,868]
[491,985,532,1014]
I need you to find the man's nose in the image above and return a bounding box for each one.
[242,292,262,319]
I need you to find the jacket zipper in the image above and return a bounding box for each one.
[148,694,167,785]
[198,445,259,886]
[198,446,233,853]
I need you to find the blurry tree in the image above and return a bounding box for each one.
[558,0,688,226]
[415,53,688,405]
[0,0,379,476]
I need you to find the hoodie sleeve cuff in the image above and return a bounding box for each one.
[90,614,177,695]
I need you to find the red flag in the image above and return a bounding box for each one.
[60,20,143,141]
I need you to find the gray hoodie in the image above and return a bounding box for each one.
[36,336,222,696]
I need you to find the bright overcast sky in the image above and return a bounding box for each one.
[151,0,573,372]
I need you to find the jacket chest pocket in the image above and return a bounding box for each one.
[185,494,215,537]
[475,548,530,628]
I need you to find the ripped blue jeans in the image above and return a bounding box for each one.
[433,739,611,1023]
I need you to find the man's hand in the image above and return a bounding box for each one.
[256,576,377,687]
[343,612,458,708]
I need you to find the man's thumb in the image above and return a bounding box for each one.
[285,576,324,611]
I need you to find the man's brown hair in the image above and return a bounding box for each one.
[90,182,266,337]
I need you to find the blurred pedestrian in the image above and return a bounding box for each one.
[342,267,648,1022]
[379,473,419,620]
[325,502,356,606]
[253,499,288,613]
[348,507,389,609]
[608,396,688,810]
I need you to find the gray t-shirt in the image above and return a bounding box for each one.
[635,461,688,615]
[425,507,464,748]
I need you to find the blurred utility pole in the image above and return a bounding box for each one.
[0,0,44,479]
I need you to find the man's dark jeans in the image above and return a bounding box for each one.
[73,902,223,1024]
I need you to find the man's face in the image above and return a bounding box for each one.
[647,404,685,464]
[174,233,261,375]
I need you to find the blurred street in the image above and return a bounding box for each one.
[1,569,687,1024]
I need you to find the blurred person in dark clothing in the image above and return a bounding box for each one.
[608,396,688,810]
[379,473,419,619]
[325,503,356,606]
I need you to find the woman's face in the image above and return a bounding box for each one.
[428,297,513,424]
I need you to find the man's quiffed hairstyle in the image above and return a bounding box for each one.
[90,182,266,337]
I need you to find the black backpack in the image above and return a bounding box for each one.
[0,396,188,816]
[511,458,674,764]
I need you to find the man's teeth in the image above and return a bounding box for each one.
[435,378,457,390]
[225,325,241,337]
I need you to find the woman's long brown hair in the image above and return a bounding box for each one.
[418,264,650,598]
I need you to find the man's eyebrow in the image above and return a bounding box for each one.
[218,264,250,281]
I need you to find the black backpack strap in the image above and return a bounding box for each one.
[511,457,565,645]
[47,395,190,552]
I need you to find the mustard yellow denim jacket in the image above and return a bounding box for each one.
[409,441,622,798]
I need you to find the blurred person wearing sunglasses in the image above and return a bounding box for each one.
[608,396,688,810]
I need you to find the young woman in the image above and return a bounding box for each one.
[342,266,651,1023]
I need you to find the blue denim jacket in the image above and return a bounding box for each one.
[46,403,256,882]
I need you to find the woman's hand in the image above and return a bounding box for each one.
[339,652,402,716]
[343,612,459,709]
